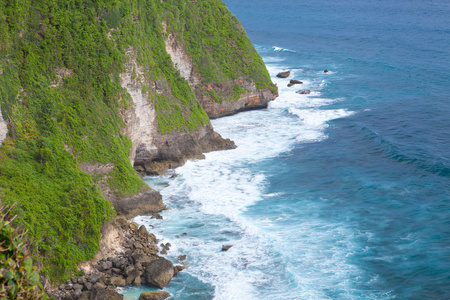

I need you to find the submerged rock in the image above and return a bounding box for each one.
[296,89,311,95]
[222,245,233,251]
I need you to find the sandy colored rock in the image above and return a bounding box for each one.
[139,291,171,300]
[112,189,165,219]
[144,257,174,289]
[0,106,8,146]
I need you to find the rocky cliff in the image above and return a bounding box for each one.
[0,0,276,285]
[0,106,7,145]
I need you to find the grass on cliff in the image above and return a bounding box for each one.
[162,0,277,98]
[0,0,275,283]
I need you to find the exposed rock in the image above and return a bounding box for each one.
[120,46,236,176]
[132,253,154,265]
[195,81,277,119]
[290,79,303,84]
[78,291,90,300]
[126,267,141,285]
[133,275,142,286]
[296,89,311,95]
[173,265,185,276]
[139,291,171,300]
[73,283,83,291]
[164,28,277,119]
[222,245,233,251]
[112,189,165,219]
[73,288,82,299]
[90,286,124,300]
[145,257,175,289]
[84,282,93,291]
[138,225,149,236]
[87,273,103,285]
[324,69,329,73]
[276,71,290,78]
[151,213,163,220]
[120,47,158,167]
[134,124,236,176]
[164,28,201,86]
[0,106,8,146]
[107,276,126,287]
[177,255,187,261]
[97,260,112,271]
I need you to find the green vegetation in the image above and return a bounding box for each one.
[0,0,275,284]
[0,204,51,299]
[162,0,277,97]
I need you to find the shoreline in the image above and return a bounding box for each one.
[48,217,184,300]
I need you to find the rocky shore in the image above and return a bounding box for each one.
[47,217,184,300]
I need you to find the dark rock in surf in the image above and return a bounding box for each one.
[222,245,233,251]
[296,89,311,95]
[276,71,290,78]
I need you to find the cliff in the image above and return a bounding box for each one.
[0,0,276,284]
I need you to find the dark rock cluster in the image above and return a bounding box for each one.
[48,218,183,300]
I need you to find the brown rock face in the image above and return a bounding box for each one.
[139,291,171,300]
[195,81,277,119]
[112,189,165,219]
[134,124,235,176]
[144,257,175,289]
[90,286,124,300]
[276,71,290,78]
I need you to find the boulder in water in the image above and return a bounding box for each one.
[276,71,290,78]
[144,257,175,289]
[222,245,233,251]
[296,89,311,95]
[139,291,171,300]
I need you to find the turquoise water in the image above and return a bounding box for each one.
[122,0,450,299]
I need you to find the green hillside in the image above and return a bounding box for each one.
[0,0,274,283]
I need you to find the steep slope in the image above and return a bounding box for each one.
[0,0,276,283]
[162,1,278,118]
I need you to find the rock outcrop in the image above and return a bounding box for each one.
[276,71,290,78]
[112,190,166,219]
[288,79,303,87]
[164,30,277,119]
[139,291,171,300]
[49,218,183,299]
[296,89,311,95]
[0,106,7,146]
[194,80,277,119]
[134,123,235,175]
[120,48,235,176]
[144,258,175,289]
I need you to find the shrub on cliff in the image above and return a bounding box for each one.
[0,204,50,300]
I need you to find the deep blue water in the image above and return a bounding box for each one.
[122,0,450,299]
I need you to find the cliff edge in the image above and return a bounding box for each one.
[0,0,275,285]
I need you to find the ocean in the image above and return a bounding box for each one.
[122,0,450,299]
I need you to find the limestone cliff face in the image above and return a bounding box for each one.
[164,26,278,119]
[119,47,158,167]
[120,47,235,176]
[0,106,7,146]
[194,80,277,118]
